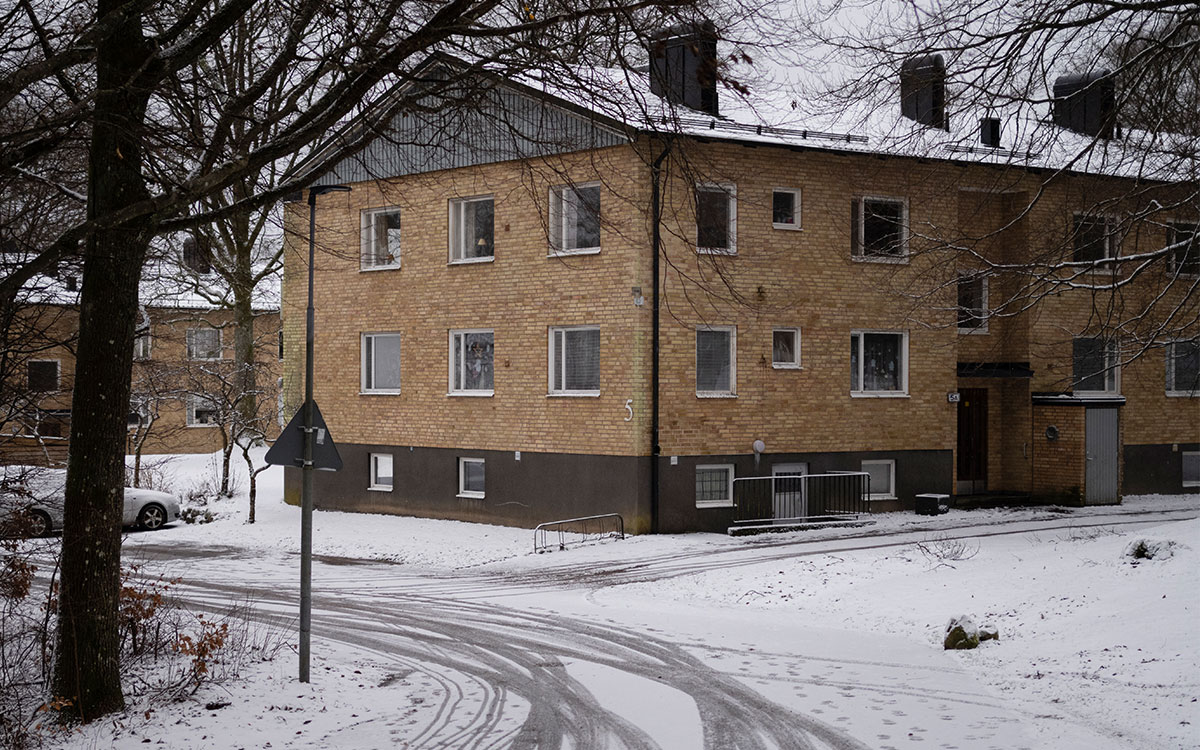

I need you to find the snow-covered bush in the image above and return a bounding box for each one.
[1123,538,1177,562]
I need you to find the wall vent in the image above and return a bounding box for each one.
[980,117,1001,147]
[649,21,718,116]
[1053,71,1116,138]
[900,54,948,130]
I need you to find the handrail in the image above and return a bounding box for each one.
[533,513,624,554]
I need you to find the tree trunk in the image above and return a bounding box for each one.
[220,428,233,496]
[242,444,257,524]
[51,0,153,721]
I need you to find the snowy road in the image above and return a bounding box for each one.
[119,508,1197,749]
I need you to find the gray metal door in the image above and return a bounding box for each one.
[1085,407,1120,504]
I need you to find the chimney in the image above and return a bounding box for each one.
[1053,71,1116,138]
[980,117,1001,147]
[649,21,718,116]
[900,54,948,130]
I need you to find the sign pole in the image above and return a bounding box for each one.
[300,184,349,683]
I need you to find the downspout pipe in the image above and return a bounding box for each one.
[650,138,672,534]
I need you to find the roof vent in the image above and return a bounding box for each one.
[980,117,1001,147]
[900,54,948,130]
[182,234,213,275]
[1053,71,1116,138]
[649,21,718,116]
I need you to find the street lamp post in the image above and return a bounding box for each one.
[300,183,350,683]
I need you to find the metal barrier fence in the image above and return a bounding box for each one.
[533,513,625,553]
[732,472,870,525]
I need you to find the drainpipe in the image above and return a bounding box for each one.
[650,138,672,533]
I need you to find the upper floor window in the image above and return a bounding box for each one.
[1166,339,1199,397]
[361,207,402,269]
[549,326,600,395]
[1072,337,1119,394]
[696,326,736,397]
[850,330,908,395]
[957,275,989,333]
[27,360,59,392]
[852,197,907,260]
[772,328,801,369]
[550,184,601,255]
[696,183,736,254]
[186,327,221,360]
[133,330,152,360]
[1167,222,1198,277]
[450,330,494,395]
[1072,215,1118,264]
[449,196,494,263]
[772,188,802,230]
[361,332,402,394]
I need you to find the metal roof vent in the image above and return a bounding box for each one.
[649,21,719,116]
[980,117,1001,147]
[1053,71,1117,138]
[900,54,948,130]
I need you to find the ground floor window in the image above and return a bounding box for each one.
[186,394,219,427]
[1184,452,1199,488]
[458,457,485,498]
[1166,339,1199,397]
[861,459,896,499]
[369,453,393,491]
[695,464,734,508]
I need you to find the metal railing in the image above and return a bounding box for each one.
[533,513,625,554]
[732,472,870,525]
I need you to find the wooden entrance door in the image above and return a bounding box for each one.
[957,388,988,494]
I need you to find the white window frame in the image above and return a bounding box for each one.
[696,325,737,398]
[1183,451,1200,488]
[771,327,802,369]
[695,464,735,508]
[549,183,602,256]
[771,187,802,231]
[133,329,152,360]
[1073,337,1120,396]
[695,182,737,255]
[360,207,402,270]
[957,274,989,334]
[27,359,60,392]
[1165,339,1199,397]
[361,332,402,395]
[448,195,495,264]
[850,330,909,397]
[186,394,219,428]
[186,327,222,361]
[853,196,909,262]
[861,459,896,500]
[458,457,485,499]
[368,453,394,491]
[548,325,601,396]
[449,329,495,396]
[1071,213,1120,266]
[1166,221,1198,277]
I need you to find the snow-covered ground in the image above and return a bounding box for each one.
[42,450,1200,748]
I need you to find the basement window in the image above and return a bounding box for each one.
[458,457,485,499]
[695,464,734,508]
[369,453,393,491]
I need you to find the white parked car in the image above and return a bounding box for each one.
[1,470,181,537]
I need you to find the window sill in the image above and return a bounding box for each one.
[360,264,401,272]
[448,391,494,397]
[868,495,897,502]
[771,363,802,370]
[548,247,601,257]
[697,247,737,256]
[360,390,401,396]
[851,254,909,265]
[1165,391,1198,398]
[850,392,909,398]
[457,492,485,500]
[957,327,989,335]
[772,223,802,231]
[185,423,218,429]
[696,392,737,398]
[695,500,733,509]
[1074,391,1121,399]
[449,256,495,266]
[187,357,225,362]
[547,391,600,398]
[367,486,393,492]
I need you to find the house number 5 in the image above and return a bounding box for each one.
[624,399,634,421]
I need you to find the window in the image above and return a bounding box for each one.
[1183,451,1199,488]
[1072,215,1118,264]
[550,184,601,254]
[696,183,736,254]
[369,453,393,491]
[1072,337,1119,394]
[458,457,485,498]
[957,275,989,333]
[127,398,149,429]
[772,188,802,230]
[549,326,600,395]
[1167,222,1198,277]
[27,360,59,392]
[772,328,801,368]
[861,459,896,499]
[277,330,284,360]
[133,330,151,360]
[449,196,494,262]
[186,327,221,360]
[186,394,218,427]
[850,331,908,395]
[1166,339,1199,397]
[695,464,734,507]
[360,207,402,269]
[852,197,907,259]
[361,333,401,394]
[182,235,212,274]
[450,330,494,395]
[696,326,736,396]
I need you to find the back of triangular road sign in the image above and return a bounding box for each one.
[265,401,343,471]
